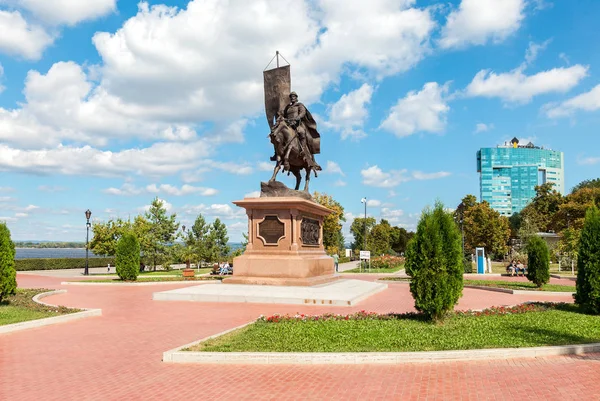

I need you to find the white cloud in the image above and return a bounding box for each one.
[0,186,14,192]
[325,84,373,140]
[105,183,217,196]
[0,196,15,202]
[380,82,449,137]
[15,0,116,26]
[577,155,600,165]
[412,171,451,180]
[22,204,39,211]
[361,165,451,188]
[0,140,213,177]
[544,84,600,118]
[38,185,66,192]
[523,39,551,67]
[361,165,409,188]
[257,161,274,172]
[333,180,346,187]
[0,10,53,60]
[325,161,345,176]
[439,0,525,49]
[14,212,28,218]
[474,123,494,133]
[0,63,4,93]
[0,216,17,222]
[244,191,260,198]
[182,203,245,220]
[466,65,588,104]
[367,199,381,207]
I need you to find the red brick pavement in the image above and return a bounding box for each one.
[1,274,597,400]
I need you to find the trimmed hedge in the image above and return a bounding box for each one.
[575,206,600,314]
[14,257,115,271]
[0,222,17,302]
[526,236,550,288]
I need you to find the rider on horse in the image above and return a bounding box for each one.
[270,92,321,172]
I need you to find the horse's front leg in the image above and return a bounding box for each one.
[304,167,312,192]
[292,169,302,190]
[270,161,281,182]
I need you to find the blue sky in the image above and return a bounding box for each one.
[1,0,599,242]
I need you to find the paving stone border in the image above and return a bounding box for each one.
[0,290,102,335]
[163,321,600,364]
[61,280,219,286]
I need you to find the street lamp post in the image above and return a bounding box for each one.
[84,209,92,276]
[361,197,367,251]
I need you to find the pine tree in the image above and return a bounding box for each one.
[575,206,600,314]
[405,202,463,321]
[115,232,140,281]
[206,218,230,264]
[0,222,17,302]
[143,197,179,270]
[525,236,550,288]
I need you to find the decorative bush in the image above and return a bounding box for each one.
[405,202,463,321]
[0,222,17,302]
[370,255,405,269]
[115,233,140,281]
[14,257,115,271]
[525,236,550,288]
[575,206,600,314]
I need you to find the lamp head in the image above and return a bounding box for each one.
[361,197,367,203]
[85,209,92,220]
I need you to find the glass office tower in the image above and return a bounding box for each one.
[476,138,564,216]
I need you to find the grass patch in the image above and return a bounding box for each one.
[487,261,560,275]
[0,288,79,326]
[343,266,402,273]
[107,268,213,277]
[189,304,600,352]
[79,276,223,283]
[464,280,574,292]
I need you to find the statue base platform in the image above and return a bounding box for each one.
[223,196,336,287]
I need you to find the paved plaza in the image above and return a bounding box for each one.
[1,272,599,400]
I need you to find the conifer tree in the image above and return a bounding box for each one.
[525,236,550,288]
[575,206,600,314]
[0,222,17,302]
[115,232,140,281]
[405,202,463,321]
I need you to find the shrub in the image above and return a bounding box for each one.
[525,236,550,288]
[14,257,115,271]
[0,222,17,302]
[370,255,404,269]
[463,254,473,273]
[405,202,463,321]
[575,206,600,314]
[115,233,140,281]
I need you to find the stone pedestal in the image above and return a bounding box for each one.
[223,196,337,286]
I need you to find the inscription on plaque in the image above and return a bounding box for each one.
[258,216,285,245]
[301,218,320,246]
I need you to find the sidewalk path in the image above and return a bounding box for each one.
[1,273,598,400]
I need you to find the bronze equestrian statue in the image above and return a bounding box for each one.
[268,92,322,192]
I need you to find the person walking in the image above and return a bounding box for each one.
[333,253,339,273]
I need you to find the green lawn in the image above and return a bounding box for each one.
[487,261,560,275]
[190,304,600,352]
[0,288,79,326]
[343,266,402,274]
[464,279,575,292]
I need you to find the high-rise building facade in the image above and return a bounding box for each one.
[477,138,564,216]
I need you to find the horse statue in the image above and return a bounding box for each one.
[268,116,321,193]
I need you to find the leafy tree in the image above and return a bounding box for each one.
[508,212,522,237]
[0,222,17,302]
[313,192,346,255]
[115,232,140,281]
[231,232,249,259]
[350,217,376,251]
[405,202,463,321]
[463,200,510,258]
[389,226,413,255]
[183,214,211,266]
[453,194,477,226]
[143,197,179,270]
[525,236,550,288]
[206,218,230,264]
[368,219,391,256]
[571,178,600,194]
[520,183,564,233]
[90,218,130,256]
[575,206,600,314]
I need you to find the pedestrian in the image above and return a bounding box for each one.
[107,263,110,273]
[333,253,339,273]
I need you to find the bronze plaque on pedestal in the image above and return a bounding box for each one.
[301,218,320,245]
[258,216,285,244]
